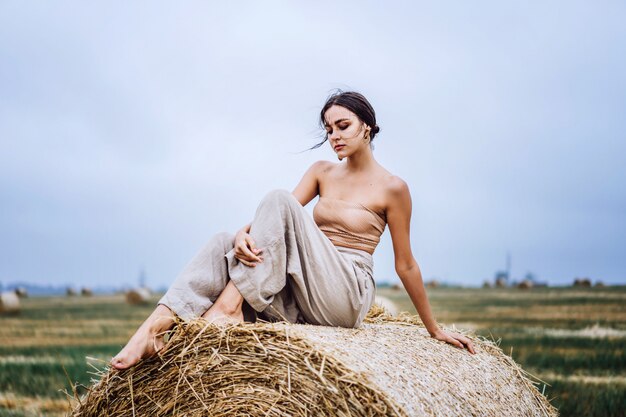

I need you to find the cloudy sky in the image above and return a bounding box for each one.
[1,1,625,289]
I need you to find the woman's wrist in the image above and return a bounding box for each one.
[237,223,251,235]
[427,325,441,337]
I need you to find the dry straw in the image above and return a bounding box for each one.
[70,306,557,416]
[373,295,398,316]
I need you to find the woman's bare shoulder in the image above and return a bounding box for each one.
[388,175,410,193]
[380,170,410,201]
[309,160,338,175]
[374,164,407,190]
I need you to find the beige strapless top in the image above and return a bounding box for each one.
[313,196,387,255]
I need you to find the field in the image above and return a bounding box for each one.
[1,286,625,416]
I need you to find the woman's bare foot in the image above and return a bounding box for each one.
[201,280,245,326]
[111,304,175,370]
[202,302,244,326]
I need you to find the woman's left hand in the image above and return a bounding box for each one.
[430,329,476,354]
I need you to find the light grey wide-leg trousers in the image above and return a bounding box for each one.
[158,189,376,328]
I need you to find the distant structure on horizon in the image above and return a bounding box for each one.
[488,252,547,288]
[139,266,147,289]
[494,271,509,288]
[493,251,512,287]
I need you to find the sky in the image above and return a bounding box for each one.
[1,1,625,289]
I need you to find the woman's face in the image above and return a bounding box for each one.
[323,105,369,160]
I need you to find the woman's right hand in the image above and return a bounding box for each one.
[233,230,264,267]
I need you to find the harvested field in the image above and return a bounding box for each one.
[0,286,625,416]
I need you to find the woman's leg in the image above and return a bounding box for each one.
[159,231,237,319]
[201,280,245,324]
[111,232,240,369]
[111,189,375,369]
[111,304,175,370]
[225,189,375,328]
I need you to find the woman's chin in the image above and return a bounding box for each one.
[335,150,349,159]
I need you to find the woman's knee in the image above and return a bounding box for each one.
[260,189,297,208]
[212,231,235,250]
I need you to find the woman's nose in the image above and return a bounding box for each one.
[329,131,341,141]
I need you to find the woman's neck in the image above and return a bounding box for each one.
[345,146,376,172]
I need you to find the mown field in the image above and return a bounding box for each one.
[1,286,625,416]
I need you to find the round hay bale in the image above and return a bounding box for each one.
[517,280,534,289]
[425,280,440,288]
[573,277,591,287]
[81,287,93,297]
[495,277,507,288]
[67,287,77,296]
[374,295,398,316]
[0,292,20,314]
[126,288,151,305]
[14,287,28,298]
[71,307,556,417]
[140,286,152,295]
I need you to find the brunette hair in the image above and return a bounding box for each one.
[309,90,380,150]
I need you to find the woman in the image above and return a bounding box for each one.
[111,91,475,370]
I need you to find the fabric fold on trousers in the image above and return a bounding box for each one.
[160,189,376,329]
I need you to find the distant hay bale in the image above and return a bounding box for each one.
[517,280,534,289]
[71,306,557,417]
[374,295,398,316]
[67,288,77,296]
[573,277,591,287]
[81,287,93,297]
[14,287,28,298]
[425,280,440,288]
[126,288,151,305]
[482,280,492,288]
[0,292,20,314]
[495,277,507,288]
[140,286,152,295]
[595,281,605,288]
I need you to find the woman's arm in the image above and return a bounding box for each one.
[291,160,330,206]
[386,177,475,354]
